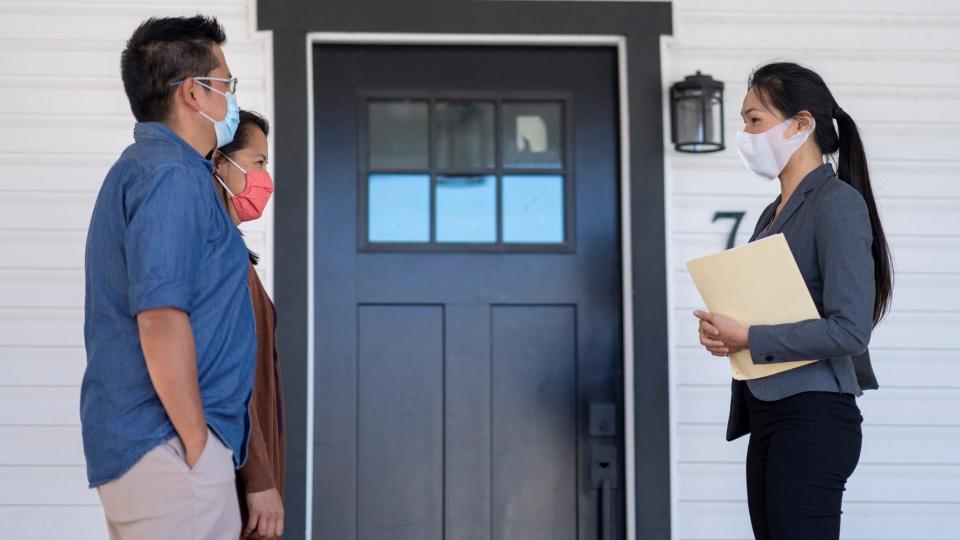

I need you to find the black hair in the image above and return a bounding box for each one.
[120,16,226,122]
[749,62,893,325]
[211,110,271,266]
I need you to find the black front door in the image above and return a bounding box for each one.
[312,44,623,539]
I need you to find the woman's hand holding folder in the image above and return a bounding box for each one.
[694,310,749,357]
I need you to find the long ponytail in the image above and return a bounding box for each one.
[749,63,893,325]
[834,108,893,324]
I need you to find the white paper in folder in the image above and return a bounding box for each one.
[686,233,820,380]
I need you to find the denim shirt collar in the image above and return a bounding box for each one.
[133,122,215,172]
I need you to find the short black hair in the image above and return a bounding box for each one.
[120,16,227,122]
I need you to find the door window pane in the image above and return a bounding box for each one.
[502,102,563,169]
[436,175,497,243]
[434,102,495,169]
[369,101,429,169]
[368,174,430,242]
[502,175,564,243]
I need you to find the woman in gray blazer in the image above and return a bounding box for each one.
[693,62,894,540]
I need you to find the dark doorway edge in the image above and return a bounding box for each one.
[257,2,673,539]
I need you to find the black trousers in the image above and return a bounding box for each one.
[744,388,863,540]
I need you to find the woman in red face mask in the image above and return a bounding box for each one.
[211,110,284,540]
[213,110,274,224]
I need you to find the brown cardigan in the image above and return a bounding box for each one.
[237,266,285,524]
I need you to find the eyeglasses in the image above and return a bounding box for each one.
[170,76,238,94]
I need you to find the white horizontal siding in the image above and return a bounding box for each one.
[0,346,85,386]
[0,4,248,41]
[2,507,112,540]
[1,466,100,505]
[677,501,960,540]
[0,426,86,465]
[667,47,960,87]
[0,1,273,538]
[673,12,960,53]
[665,2,960,539]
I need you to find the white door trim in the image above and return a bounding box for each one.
[304,31,636,540]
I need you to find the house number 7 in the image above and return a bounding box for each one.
[713,211,746,250]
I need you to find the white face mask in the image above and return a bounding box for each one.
[735,118,815,180]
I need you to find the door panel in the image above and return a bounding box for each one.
[492,306,577,539]
[444,304,493,538]
[358,305,444,539]
[313,44,623,539]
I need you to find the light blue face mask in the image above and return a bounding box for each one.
[194,79,240,148]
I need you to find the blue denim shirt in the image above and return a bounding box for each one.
[81,122,255,488]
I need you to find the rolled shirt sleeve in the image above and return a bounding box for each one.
[124,164,205,316]
[748,187,875,364]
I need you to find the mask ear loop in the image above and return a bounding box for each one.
[782,116,814,141]
[221,152,248,175]
[215,174,235,198]
[213,152,237,198]
[195,80,228,124]
[217,153,250,199]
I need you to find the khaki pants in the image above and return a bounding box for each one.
[97,429,241,540]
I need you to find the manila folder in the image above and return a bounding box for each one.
[686,233,819,380]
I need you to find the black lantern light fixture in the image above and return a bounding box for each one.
[670,71,725,153]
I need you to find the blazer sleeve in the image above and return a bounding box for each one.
[747,187,875,364]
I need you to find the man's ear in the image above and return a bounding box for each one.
[176,77,203,113]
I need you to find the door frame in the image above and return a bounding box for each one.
[305,33,636,539]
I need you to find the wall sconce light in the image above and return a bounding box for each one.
[670,71,724,153]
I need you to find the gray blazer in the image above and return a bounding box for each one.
[727,163,879,441]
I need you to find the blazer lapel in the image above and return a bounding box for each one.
[750,199,780,242]
[766,164,835,236]
[767,188,808,236]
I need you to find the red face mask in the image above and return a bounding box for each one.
[216,153,274,222]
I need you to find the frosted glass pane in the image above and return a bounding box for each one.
[436,175,496,243]
[369,101,428,169]
[502,175,564,243]
[502,103,563,169]
[368,174,430,242]
[434,102,495,169]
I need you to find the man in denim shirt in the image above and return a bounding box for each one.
[81,16,255,539]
